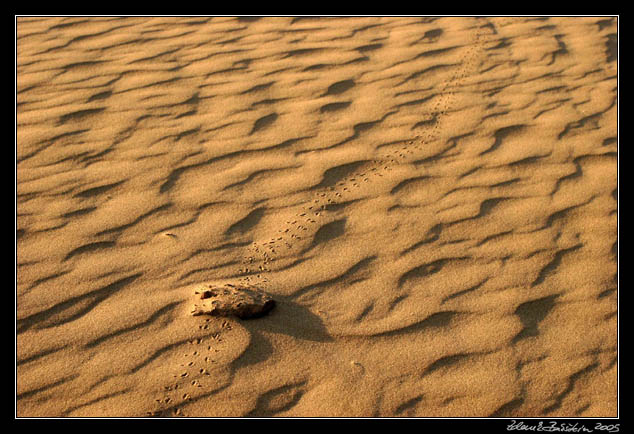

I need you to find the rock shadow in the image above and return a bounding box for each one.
[230,296,333,371]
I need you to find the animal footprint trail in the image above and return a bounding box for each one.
[234,179,375,284]
[149,322,231,417]
[222,19,491,305]
[232,19,493,295]
[235,192,359,290]
[374,21,491,169]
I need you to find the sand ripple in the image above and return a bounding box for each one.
[17,16,617,417]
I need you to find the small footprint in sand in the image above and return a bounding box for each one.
[350,360,366,376]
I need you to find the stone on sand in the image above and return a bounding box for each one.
[190,283,276,319]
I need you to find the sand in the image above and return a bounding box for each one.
[16,16,618,418]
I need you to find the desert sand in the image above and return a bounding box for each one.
[16,16,617,418]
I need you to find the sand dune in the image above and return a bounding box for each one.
[16,16,617,418]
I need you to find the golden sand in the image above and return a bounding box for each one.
[16,16,617,417]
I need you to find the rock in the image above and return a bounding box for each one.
[190,283,276,319]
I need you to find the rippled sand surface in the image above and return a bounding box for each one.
[16,16,617,417]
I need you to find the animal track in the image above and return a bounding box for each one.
[148,321,232,417]
[232,18,493,294]
[154,18,495,417]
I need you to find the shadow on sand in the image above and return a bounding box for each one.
[230,295,333,370]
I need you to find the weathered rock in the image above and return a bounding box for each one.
[190,283,276,319]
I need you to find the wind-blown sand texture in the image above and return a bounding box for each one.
[16,16,617,418]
